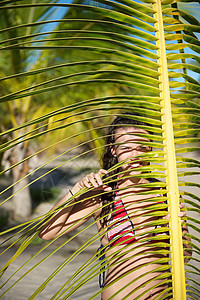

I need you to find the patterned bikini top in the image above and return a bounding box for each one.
[107,189,136,246]
[107,180,164,247]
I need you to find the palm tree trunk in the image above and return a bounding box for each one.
[10,145,32,219]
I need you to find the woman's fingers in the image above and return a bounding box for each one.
[163,214,170,220]
[78,169,110,190]
[94,172,103,186]
[102,185,112,192]
[178,211,186,217]
[163,203,186,224]
[98,169,108,175]
[179,202,186,219]
[179,203,186,217]
[81,177,91,188]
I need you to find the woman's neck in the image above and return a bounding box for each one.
[117,176,149,190]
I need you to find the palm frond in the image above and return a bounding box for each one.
[0,0,199,299]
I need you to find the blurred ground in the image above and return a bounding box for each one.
[0,152,100,299]
[0,233,100,299]
[0,151,199,299]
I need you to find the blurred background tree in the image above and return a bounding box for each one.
[0,0,157,219]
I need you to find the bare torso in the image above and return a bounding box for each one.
[94,188,169,300]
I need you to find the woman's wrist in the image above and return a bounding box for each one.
[71,181,85,194]
[69,188,78,197]
[69,189,74,197]
[68,189,77,202]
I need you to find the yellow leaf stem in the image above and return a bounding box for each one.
[153,0,186,299]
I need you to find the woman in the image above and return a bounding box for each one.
[39,115,187,299]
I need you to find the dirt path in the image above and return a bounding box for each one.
[0,240,100,300]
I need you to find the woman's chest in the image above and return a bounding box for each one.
[99,193,165,245]
[115,192,163,218]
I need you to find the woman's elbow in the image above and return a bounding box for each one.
[38,230,55,241]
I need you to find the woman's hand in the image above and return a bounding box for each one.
[163,202,192,262]
[72,169,112,194]
[163,203,186,222]
[178,202,186,220]
[39,169,111,241]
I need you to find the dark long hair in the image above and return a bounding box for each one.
[100,114,151,228]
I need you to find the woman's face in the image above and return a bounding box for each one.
[111,126,151,176]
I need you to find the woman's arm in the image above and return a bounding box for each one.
[38,188,80,241]
[38,169,111,240]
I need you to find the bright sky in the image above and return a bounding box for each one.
[32,0,200,81]
[38,0,71,32]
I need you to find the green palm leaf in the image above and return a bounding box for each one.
[0,0,199,299]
